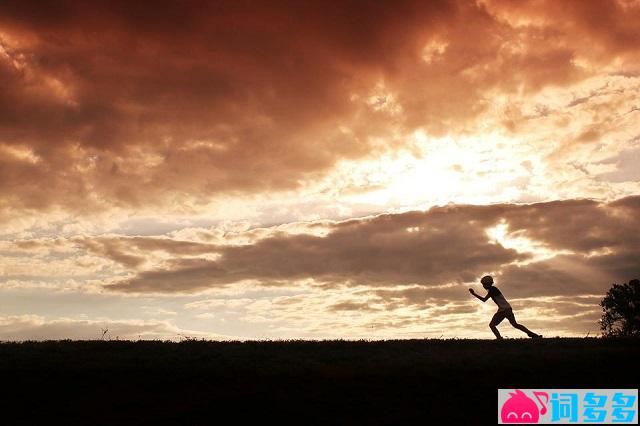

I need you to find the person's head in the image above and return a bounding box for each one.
[480,275,494,289]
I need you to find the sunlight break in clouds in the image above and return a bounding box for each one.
[0,0,639,340]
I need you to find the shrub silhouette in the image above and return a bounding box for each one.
[600,278,640,337]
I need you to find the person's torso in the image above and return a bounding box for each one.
[489,286,512,311]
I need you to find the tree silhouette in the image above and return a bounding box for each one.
[600,279,640,337]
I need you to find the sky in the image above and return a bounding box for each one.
[0,0,639,340]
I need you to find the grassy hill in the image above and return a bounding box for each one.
[0,338,637,424]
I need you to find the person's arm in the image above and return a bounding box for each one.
[468,288,490,302]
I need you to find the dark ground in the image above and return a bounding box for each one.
[0,338,637,425]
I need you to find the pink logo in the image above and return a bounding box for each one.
[501,389,549,423]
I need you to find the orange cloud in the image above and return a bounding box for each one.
[1,0,638,222]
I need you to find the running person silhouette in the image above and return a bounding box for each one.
[469,275,542,339]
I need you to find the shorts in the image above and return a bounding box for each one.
[490,307,516,326]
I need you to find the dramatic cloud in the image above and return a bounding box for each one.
[3,195,635,338]
[1,0,639,225]
[1,1,638,339]
[91,195,639,294]
[103,208,520,293]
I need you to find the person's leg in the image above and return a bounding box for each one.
[490,311,506,339]
[506,309,540,338]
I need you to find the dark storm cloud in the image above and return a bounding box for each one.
[0,0,450,216]
[500,198,639,253]
[1,0,638,219]
[103,203,526,292]
[101,195,639,294]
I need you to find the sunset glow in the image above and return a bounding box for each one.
[1,0,639,340]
